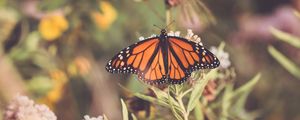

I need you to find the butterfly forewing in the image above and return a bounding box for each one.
[106,37,160,75]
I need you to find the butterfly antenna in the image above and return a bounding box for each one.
[165,20,175,30]
[153,24,163,30]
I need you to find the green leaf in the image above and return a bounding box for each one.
[150,86,181,108]
[134,93,169,107]
[27,76,53,96]
[268,46,300,79]
[221,84,234,120]
[230,73,261,100]
[169,84,183,95]
[168,88,184,120]
[25,31,40,52]
[228,73,261,119]
[187,69,218,112]
[194,101,204,120]
[270,27,300,49]
[121,99,129,120]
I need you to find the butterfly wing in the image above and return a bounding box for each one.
[106,37,168,84]
[167,36,220,84]
[138,46,168,84]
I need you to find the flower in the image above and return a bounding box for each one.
[68,56,91,76]
[203,80,217,102]
[38,13,68,41]
[174,0,216,32]
[210,46,231,69]
[166,0,182,7]
[4,95,57,120]
[38,69,68,109]
[184,29,202,44]
[91,1,117,30]
[138,29,203,45]
[83,115,104,120]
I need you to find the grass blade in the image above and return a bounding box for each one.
[270,27,300,49]
[268,46,300,79]
[121,99,129,120]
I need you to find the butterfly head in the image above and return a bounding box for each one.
[160,29,167,36]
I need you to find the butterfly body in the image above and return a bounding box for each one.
[106,29,220,85]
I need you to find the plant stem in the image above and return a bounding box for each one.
[177,95,189,120]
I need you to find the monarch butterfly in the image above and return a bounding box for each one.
[106,29,220,85]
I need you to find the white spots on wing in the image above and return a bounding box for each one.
[199,43,203,46]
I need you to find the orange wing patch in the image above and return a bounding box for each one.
[168,49,186,81]
[169,38,200,67]
[169,38,193,51]
[143,48,166,81]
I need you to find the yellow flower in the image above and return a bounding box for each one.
[38,14,68,41]
[68,56,91,76]
[38,69,68,109]
[91,1,117,30]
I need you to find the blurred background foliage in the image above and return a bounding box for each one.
[0,0,300,120]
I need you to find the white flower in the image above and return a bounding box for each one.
[4,95,57,120]
[138,36,144,41]
[83,115,104,120]
[184,29,202,44]
[167,31,175,36]
[174,31,180,36]
[210,46,231,69]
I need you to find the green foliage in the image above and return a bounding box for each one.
[187,69,217,112]
[27,75,53,96]
[132,72,261,120]
[193,101,204,120]
[269,28,300,79]
[270,27,300,49]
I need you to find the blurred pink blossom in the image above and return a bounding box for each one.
[4,95,57,120]
[231,6,300,44]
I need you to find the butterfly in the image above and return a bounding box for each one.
[105,29,220,85]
